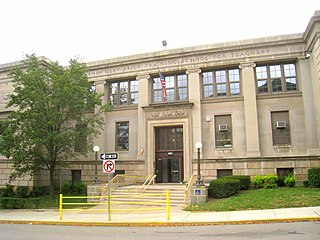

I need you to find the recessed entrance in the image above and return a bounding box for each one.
[155,126,183,183]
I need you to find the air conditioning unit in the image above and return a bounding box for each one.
[276,121,287,128]
[218,124,228,132]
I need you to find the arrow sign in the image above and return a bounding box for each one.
[100,152,118,160]
[103,160,115,173]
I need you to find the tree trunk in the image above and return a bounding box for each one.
[49,168,55,200]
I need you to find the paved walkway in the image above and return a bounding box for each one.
[0,206,319,226]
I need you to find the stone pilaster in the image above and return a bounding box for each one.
[93,80,107,153]
[186,68,202,157]
[136,74,150,169]
[299,59,320,154]
[239,62,261,157]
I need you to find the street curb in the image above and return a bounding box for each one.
[0,217,319,227]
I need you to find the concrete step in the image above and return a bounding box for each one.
[104,184,187,206]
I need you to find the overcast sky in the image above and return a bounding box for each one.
[0,0,319,66]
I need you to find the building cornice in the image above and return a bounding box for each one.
[303,10,320,52]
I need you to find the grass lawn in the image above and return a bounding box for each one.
[185,187,320,212]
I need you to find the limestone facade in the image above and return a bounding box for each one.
[1,11,320,187]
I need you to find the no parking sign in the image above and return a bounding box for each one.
[102,160,115,173]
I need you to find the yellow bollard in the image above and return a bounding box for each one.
[166,191,170,220]
[59,194,63,220]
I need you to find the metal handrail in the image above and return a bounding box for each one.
[140,175,156,191]
[139,175,152,191]
[184,175,197,207]
[101,174,154,196]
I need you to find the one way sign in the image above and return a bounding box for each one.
[100,152,118,160]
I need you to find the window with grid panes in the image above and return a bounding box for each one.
[202,68,240,98]
[214,115,232,147]
[152,74,188,103]
[256,63,297,93]
[74,124,87,152]
[115,122,129,151]
[271,111,291,146]
[109,80,138,106]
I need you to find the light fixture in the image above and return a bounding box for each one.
[93,145,100,184]
[162,40,167,50]
[195,142,203,186]
[305,52,311,59]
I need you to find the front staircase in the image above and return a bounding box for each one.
[109,184,187,207]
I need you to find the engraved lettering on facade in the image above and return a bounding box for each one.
[87,48,271,77]
[145,109,189,120]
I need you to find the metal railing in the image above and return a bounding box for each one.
[101,174,156,196]
[140,175,156,191]
[184,175,197,207]
[59,191,171,221]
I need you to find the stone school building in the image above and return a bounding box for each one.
[1,11,320,187]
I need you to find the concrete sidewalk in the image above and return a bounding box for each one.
[0,206,319,226]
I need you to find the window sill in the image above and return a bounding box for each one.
[257,91,302,99]
[201,96,243,104]
[273,145,293,153]
[216,146,233,150]
[111,104,138,111]
[273,145,292,148]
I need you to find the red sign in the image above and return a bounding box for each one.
[103,160,115,173]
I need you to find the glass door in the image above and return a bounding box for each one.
[155,126,183,183]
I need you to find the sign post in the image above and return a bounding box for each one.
[102,160,115,221]
[101,153,118,221]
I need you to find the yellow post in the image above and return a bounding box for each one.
[166,191,170,220]
[110,193,112,221]
[59,194,63,220]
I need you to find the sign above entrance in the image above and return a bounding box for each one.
[100,152,118,160]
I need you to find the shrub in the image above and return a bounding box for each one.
[61,181,87,196]
[221,175,251,190]
[308,168,320,188]
[253,175,279,188]
[0,197,40,209]
[253,176,264,188]
[208,178,241,198]
[61,182,73,195]
[72,181,87,196]
[1,184,15,197]
[277,177,285,187]
[284,174,296,187]
[15,186,30,198]
[30,186,49,197]
[263,174,278,188]
[303,181,309,188]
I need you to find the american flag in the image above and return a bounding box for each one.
[159,71,167,98]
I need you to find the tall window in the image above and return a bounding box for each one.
[203,68,240,98]
[271,111,291,146]
[153,74,188,103]
[116,122,129,151]
[74,124,87,152]
[256,63,297,93]
[109,80,139,106]
[214,115,232,147]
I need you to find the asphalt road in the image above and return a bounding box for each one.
[0,222,319,240]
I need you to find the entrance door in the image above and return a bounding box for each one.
[155,126,183,183]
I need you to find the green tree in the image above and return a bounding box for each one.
[0,55,110,199]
